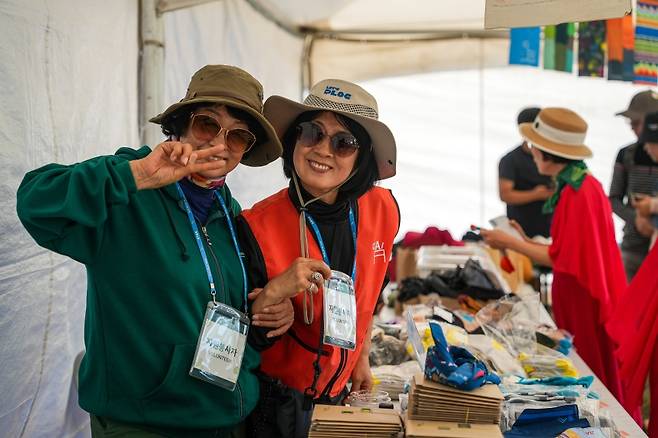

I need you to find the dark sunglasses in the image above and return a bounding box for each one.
[189,113,256,154]
[296,121,360,157]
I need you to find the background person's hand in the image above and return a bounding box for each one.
[532,185,555,201]
[635,215,655,237]
[508,219,531,242]
[349,353,373,392]
[480,228,518,251]
[129,141,229,190]
[633,196,653,217]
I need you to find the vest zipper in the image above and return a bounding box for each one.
[200,225,227,304]
[320,348,348,398]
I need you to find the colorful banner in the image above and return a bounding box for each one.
[607,15,636,81]
[543,25,556,70]
[555,23,575,72]
[635,1,658,85]
[578,21,606,77]
[509,27,541,66]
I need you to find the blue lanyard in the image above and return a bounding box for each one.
[305,206,357,282]
[175,183,248,313]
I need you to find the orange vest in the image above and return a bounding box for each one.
[241,187,399,397]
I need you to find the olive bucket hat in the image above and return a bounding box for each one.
[150,65,282,167]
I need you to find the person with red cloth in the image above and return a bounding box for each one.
[607,113,658,435]
[607,243,658,435]
[481,107,625,402]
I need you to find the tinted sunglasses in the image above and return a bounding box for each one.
[189,113,256,154]
[296,121,360,157]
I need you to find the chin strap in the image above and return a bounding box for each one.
[292,170,356,325]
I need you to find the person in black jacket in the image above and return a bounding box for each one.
[610,90,658,280]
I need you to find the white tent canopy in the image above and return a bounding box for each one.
[0,1,642,436]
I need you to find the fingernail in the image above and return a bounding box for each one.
[183,156,189,165]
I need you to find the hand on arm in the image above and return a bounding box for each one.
[249,289,295,338]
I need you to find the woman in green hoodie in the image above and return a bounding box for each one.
[16,65,329,438]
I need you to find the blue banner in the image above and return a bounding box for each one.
[509,27,541,67]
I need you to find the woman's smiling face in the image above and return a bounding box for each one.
[293,111,359,203]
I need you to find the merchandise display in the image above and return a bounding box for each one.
[308,237,642,437]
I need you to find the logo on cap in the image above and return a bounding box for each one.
[324,86,352,100]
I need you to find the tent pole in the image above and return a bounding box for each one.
[301,34,315,99]
[140,0,164,147]
[478,38,486,226]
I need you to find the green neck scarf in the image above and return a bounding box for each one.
[543,160,589,214]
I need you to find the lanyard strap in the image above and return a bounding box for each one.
[175,183,248,313]
[305,206,357,282]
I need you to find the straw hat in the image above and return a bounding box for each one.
[519,107,592,160]
[149,65,282,167]
[264,79,397,180]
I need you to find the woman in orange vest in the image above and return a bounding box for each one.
[237,79,400,438]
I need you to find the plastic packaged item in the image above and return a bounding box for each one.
[518,345,579,378]
[369,331,409,366]
[468,334,526,377]
[557,427,614,438]
[323,270,356,350]
[346,390,391,408]
[372,361,420,399]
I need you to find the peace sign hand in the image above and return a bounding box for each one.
[129,141,227,190]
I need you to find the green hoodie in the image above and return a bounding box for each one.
[16,146,260,432]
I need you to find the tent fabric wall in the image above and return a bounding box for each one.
[0,1,138,436]
[310,37,509,84]
[163,0,303,208]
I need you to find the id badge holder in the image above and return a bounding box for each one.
[190,302,249,391]
[323,270,357,350]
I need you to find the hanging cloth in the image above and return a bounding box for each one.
[555,23,575,72]
[543,25,557,70]
[509,27,541,66]
[578,21,606,78]
[634,1,658,85]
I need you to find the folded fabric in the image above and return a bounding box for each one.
[504,404,590,437]
[517,376,593,388]
[402,226,464,248]
[424,321,500,390]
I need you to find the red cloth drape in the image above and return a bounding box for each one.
[549,175,626,401]
[608,243,658,432]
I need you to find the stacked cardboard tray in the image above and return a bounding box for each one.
[308,405,403,438]
[406,374,504,437]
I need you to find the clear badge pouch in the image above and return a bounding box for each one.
[323,270,357,350]
[190,302,249,391]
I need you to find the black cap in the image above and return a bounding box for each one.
[641,111,658,143]
[517,107,541,125]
